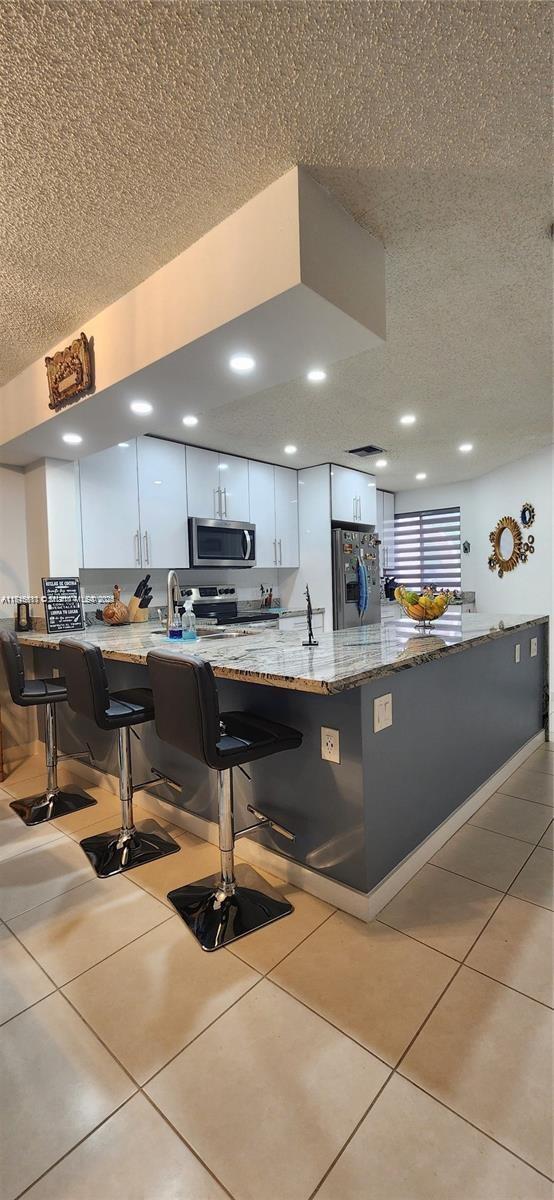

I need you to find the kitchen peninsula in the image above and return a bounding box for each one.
[18,611,548,915]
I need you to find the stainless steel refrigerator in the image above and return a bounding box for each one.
[332,527,381,629]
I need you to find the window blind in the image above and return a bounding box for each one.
[393,507,461,591]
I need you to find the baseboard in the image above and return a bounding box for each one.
[132,728,546,921]
[3,739,41,766]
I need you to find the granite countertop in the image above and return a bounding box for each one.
[17,612,547,695]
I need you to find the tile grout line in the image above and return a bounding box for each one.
[227,905,337,976]
[307,1069,395,1200]
[466,819,552,848]
[305,828,551,1197]
[393,1074,554,1185]
[3,750,552,1199]
[13,1095,138,1200]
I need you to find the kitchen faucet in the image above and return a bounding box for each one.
[166,569,181,634]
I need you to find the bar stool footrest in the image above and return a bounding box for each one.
[167,863,293,952]
[10,787,96,827]
[80,819,180,878]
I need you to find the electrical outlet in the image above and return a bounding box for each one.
[321,727,340,763]
[514,643,521,664]
[374,693,393,733]
[530,637,538,658]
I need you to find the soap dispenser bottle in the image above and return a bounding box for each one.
[182,596,197,641]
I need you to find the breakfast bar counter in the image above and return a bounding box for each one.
[17,613,548,912]
[17,610,548,694]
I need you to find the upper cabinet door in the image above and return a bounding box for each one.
[331,465,359,524]
[80,441,141,569]
[357,472,377,526]
[274,465,299,567]
[218,453,250,521]
[186,446,221,518]
[137,438,189,569]
[248,460,277,567]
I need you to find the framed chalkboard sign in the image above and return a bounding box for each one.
[42,577,84,634]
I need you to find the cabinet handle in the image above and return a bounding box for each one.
[134,530,140,565]
[273,539,277,565]
[278,538,282,565]
[213,488,219,518]
[143,531,150,566]
[222,487,227,518]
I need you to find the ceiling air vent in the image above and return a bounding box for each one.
[347,444,385,459]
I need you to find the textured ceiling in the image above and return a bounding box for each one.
[1,0,552,489]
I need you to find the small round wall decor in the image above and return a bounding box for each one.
[521,502,535,528]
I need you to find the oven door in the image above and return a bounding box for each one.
[189,518,256,567]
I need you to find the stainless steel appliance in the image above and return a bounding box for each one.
[185,586,276,626]
[332,527,380,628]
[188,518,256,568]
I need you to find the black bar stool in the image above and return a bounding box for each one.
[59,639,180,877]
[0,630,96,826]
[147,648,302,952]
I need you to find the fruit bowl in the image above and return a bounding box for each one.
[394,586,452,628]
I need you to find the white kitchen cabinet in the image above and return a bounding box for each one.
[137,437,189,568]
[80,441,142,569]
[248,461,299,568]
[274,465,299,567]
[218,453,250,521]
[331,464,376,526]
[248,460,276,567]
[185,446,221,518]
[187,447,250,521]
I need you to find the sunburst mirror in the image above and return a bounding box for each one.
[488,515,523,577]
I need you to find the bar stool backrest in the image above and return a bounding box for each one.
[0,630,26,705]
[59,639,112,729]
[147,650,221,769]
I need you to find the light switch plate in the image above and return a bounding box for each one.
[321,727,340,763]
[374,693,393,733]
[530,637,538,658]
[514,643,521,664]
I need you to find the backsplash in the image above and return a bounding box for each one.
[79,567,283,612]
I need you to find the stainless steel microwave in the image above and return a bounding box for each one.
[188,518,256,568]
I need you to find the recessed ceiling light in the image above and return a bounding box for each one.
[284,444,297,455]
[130,400,152,415]
[459,442,473,453]
[118,442,130,448]
[415,472,427,481]
[229,353,255,373]
[375,458,388,468]
[400,414,416,426]
[307,368,326,382]
[62,432,82,445]
[182,415,198,427]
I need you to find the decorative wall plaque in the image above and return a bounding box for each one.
[45,332,92,410]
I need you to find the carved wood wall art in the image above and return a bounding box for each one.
[45,332,92,410]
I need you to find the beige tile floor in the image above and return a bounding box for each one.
[0,752,552,1200]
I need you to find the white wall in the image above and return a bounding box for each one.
[0,466,29,597]
[396,445,553,726]
[395,446,552,616]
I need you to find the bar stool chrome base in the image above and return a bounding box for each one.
[80,818,180,878]
[168,863,293,952]
[9,786,96,827]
